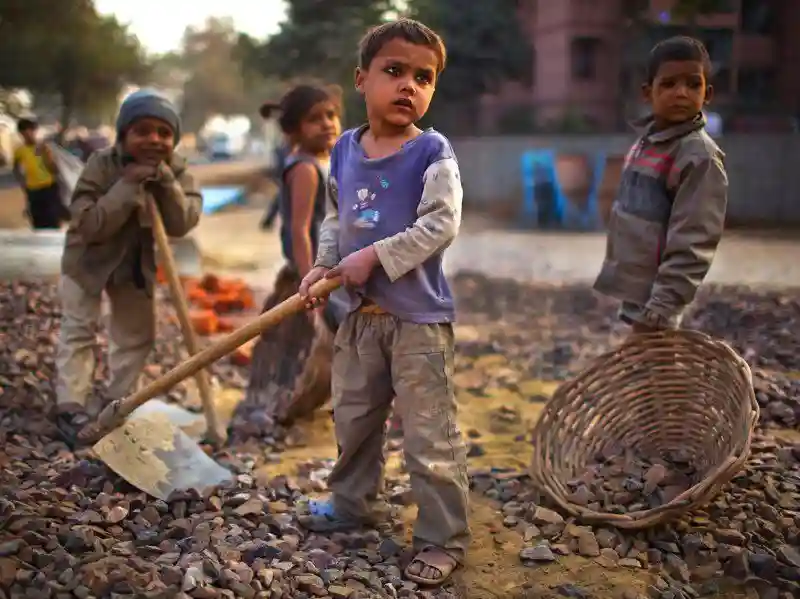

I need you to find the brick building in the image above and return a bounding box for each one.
[479,0,800,133]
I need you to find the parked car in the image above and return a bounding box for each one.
[207,133,234,161]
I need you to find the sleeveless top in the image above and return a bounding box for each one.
[279,153,329,267]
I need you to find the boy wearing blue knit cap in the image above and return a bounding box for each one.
[54,89,203,445]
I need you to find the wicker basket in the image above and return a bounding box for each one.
[530,329,759,530]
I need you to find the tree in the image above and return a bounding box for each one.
[262,0,396,81]
[0,0,146,126]
[176,17,251,132]
[239,0,402,125]
[406,0,533,133]
[672,0,731,28]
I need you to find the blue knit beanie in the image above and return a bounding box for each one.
[116,89,181,143]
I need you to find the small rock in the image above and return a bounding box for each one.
[577,531,600,557]
[329,585,354,599]
[0,539,23,557]
[778,544,800,568]
[532,506,564,526]
[520,543,556,563]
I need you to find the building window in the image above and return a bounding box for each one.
[713,67,731,95]
[527,45,536,88]
[740,0,774,35]
[711,0,736,13]
[738,68,776,105]
[622,0,649,20]
[571,37,601,80]
[699,28,733,63]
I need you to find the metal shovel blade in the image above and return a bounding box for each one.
[92,409,233,501]
[130,398,208,440]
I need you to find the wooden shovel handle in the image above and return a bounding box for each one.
[82,276,342,442]
[148,197,226,447]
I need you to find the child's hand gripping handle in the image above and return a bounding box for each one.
[77,276,343,445]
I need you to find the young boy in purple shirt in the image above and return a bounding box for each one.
[298,18,468,587]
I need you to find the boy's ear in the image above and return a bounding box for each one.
[704,84,714,105]
[640,83,652,103]
[354,67,366,94]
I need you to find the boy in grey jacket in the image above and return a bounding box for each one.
[55,90,202,444]
[594,36,728,332]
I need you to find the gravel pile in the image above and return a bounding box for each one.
[2,275,800,599]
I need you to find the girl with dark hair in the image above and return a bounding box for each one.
[234,83,344,437]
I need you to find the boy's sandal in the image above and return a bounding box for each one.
[297,498,363,533]
[404,545,458,586]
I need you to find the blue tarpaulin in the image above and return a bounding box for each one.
[201,186,246,214]
[520,151,607,230]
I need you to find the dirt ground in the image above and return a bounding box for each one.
[207,359,761,599]
[265,392,653,599]
[187,207,797,598]
[3,192,790,597]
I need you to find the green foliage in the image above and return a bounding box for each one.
[260,0,396,82]
[671,0,732,23]
[177,17,249,132]
[0,0,146,123]
[234,0,532,130]
[235,0,401,127]
[406,0,533,133]
[408,0,532,99]
[147,18,285,133]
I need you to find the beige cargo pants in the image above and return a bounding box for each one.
[55,275,155,410]
[326,311,470,562]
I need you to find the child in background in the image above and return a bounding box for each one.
[13,118,65,229]
[594,36,728,332]
[240,83,344,426]
[277,84,342,280]
[55,90,203,445]
[299,19,468,586]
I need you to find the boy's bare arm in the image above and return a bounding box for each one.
[69,155,142,243]
[643,151,728,324]
[12,153,24,188]
[373,158,463,282]
[152,165,203,238]
[314,176,342,268]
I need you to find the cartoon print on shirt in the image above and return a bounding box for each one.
[352,187,381,229]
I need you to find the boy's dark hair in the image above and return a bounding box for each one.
[359,18,447,74]
[17,118,38,134]
[645,36,711,83]
[276,83,341,134]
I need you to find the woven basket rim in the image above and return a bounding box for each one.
[529,329,759,529]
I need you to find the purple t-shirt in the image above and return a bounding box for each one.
[327,125,463,324]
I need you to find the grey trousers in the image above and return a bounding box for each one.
[55,275,155,409]
[326,311,471,563]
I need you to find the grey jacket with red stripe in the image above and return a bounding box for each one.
[594,113,728,328]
